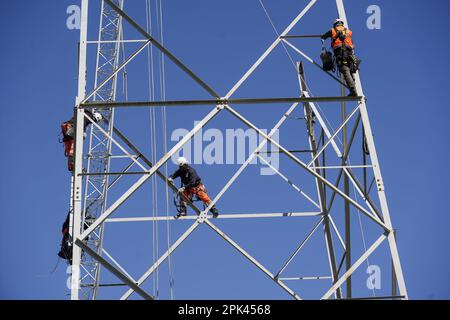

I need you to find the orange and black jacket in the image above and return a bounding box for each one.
[321,26,354,50]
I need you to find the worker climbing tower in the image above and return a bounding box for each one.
[69,0,407,300]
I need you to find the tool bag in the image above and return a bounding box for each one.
[320,41,335,72]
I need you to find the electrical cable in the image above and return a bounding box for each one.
[258,0,297,70]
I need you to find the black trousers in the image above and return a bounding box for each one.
[334,47,357,93]
[339,63,356,92]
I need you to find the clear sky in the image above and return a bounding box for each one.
[1,0,449,300]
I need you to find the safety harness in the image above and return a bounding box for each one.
[328,27,361,74]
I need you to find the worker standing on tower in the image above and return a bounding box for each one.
[321,18,360,96]
[168,157,219,218]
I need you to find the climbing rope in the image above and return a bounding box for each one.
[50,257,62,275]
[120,26,128,101]
[145,0,175,300]
[145,0,160,298]
[156,0,175,300]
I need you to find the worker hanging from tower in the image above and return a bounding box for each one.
[321,18,361,96]
[169,157,219,219]
[60,110,103,171]
[57,211,72,263]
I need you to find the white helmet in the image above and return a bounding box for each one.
[93,112,103,122]
[334,18,345,26]
[177,156,188,166]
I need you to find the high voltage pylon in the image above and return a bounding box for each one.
[68,0,408,300]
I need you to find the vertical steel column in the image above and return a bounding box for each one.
[83,0,124,300]
[341,74,351,298]
[392,229,397,299]
[335,0,408,298]
[71,0,89,300]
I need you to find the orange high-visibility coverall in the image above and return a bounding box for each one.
[181,183,211,207]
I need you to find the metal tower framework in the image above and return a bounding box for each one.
[70,0,408,300]
[70,0,124,300]
[79,0,125,300]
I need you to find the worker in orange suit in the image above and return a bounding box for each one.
[60,110,103,171]
[322,18,359,96]
[168,157,219,218]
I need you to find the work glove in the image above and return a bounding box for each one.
[178,187,185,193]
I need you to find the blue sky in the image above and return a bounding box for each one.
[0,0,449,300]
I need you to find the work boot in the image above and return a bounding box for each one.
[57,250,67,259]
[210,207,219,218]
[175,206,187,219]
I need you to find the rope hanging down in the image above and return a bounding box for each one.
[145,0,159,299]
[145,0,175,300]
[156,0,175,300]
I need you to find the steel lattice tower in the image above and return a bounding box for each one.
[69,0,408,300]
[69,0,124,300]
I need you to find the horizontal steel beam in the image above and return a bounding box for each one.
[257,149,314,154]
[86,39,148,44]
[280,276,332,281]
[280,35,323,39]
[338,296,406,300]
[81,283,130,287]
[106,212,322,222]
[81,96,362,109]
[79,171,150,176]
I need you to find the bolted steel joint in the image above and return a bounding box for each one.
[197,213,207,223]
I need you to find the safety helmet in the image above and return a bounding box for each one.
[177,156,188,166]
[93,112,103,122]
[333,18,345,27]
